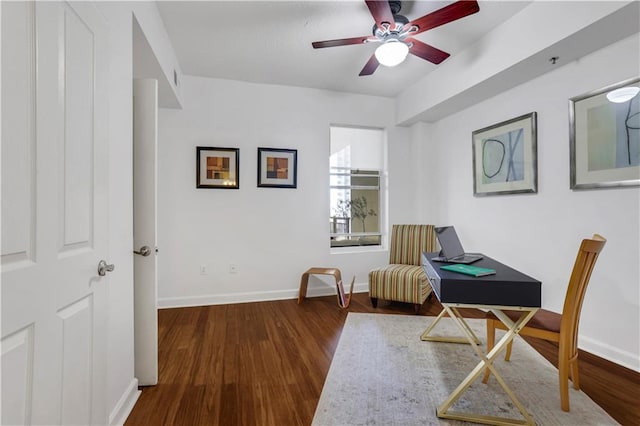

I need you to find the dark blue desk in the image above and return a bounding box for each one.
[420,251,542,426]
[422,252,541,307]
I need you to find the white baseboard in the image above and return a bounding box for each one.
[157,283,369,309]
[109,378,141,426]
[580,335,640,372]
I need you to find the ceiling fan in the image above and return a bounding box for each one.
[312,0,480,76]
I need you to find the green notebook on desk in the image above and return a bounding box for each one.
[440,264,496,277]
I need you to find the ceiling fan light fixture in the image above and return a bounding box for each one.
[606,86,640,103]
[375,40,409,67]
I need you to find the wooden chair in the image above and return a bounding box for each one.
[482,234,606,412]
[368,224,436,314]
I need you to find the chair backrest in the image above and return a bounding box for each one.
[560,234,606,355]
[389,224,436,266]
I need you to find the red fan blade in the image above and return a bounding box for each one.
[404,0,480,36]
[359,54,380,76]
[365,0,395,30]
[407,38,450,64]
[312,36,373,49]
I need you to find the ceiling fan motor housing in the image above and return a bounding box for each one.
[371,0,408,35]
[388,0,402,15]
[372,13,409,35]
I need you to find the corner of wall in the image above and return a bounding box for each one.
[131,3,184,108]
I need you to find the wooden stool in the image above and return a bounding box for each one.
[298,267,355,308]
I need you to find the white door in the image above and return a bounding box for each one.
[133,79,158,386]
[1,2,109,424]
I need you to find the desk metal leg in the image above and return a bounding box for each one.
[420,308,481,345]
[434,305,538,426]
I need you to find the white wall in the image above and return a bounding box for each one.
[95,2,182,424]
[132,4,184,108]
[98,4,137,423]
[157,76,418,307]
[414,34,640,371]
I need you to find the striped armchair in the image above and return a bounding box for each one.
[368,224,436,314]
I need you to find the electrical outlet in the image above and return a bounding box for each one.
[229,264,238,274]
[200,265,207,275]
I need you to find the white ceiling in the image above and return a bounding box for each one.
[157,1,532,98]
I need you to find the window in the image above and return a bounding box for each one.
[329,126,384,248]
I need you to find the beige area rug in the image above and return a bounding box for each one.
[312,313,617,426]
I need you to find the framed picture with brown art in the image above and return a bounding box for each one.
[257,147,298,188]
[196,146,240,189]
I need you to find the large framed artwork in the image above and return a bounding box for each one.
[257,147,298,188]
[569,77,640,190]
[196,146,240,189]
[472,112,538,196]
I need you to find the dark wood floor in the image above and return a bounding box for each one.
[125,293,639,425]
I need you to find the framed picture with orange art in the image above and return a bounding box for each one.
[257,147,298,188]
[196,146,240,189]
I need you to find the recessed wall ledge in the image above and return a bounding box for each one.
[395,1,639,126]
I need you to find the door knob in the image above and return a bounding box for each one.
[97,260,115,276]
[133,245,152,256]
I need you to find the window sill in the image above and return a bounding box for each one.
[330,245,387,255]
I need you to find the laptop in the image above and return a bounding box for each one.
[433,226,483,264]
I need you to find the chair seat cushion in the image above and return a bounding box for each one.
[368,264,432,304]
[487,308,561,333]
